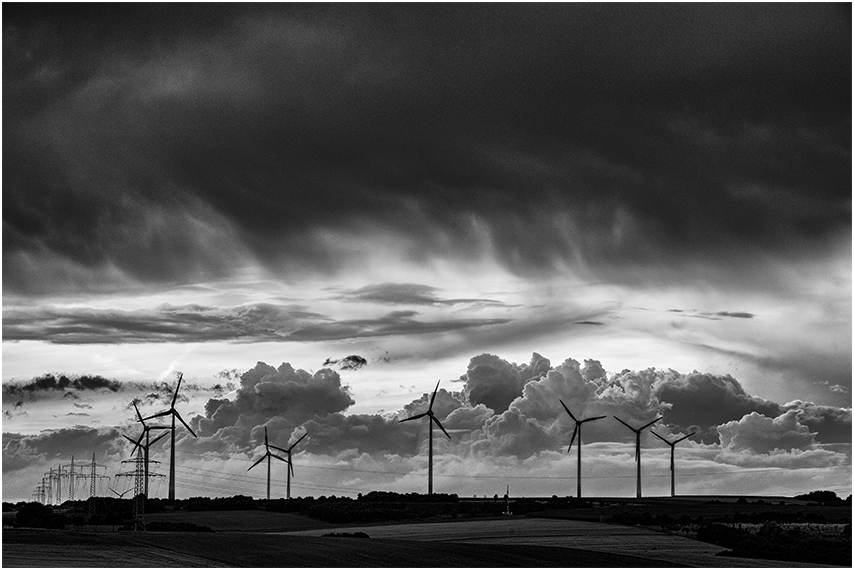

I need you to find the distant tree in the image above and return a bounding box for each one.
[794,491,842,505]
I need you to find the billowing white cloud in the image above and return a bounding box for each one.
[3,354,850,502]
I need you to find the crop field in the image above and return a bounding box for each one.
[4,499,848,567]
[3,527,681,567]
[278,516,831,568]
[145,509,332,532]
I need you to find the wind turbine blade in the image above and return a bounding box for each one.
[567,424,578,453]
[674,432,696,444]
[141,410,171,421]
[640,416,663,431]
[149,425,171,431]
[149,431,169,447]
[268,443,287,453]
[399,412,428,423]
[650,430,670,445]
[559,399,577,422]
[288,432,308,452]
[171,373,183,408]
[581,415,607,423]
[429,380,441,411]
[265,426,269,447]
[123,434,142,455]
[613,416,637,432]
[134,402,144,424]
[290,458,295,478]
[271,453,288,463]
[248,454,266,471]
[173,410,197,438]
[635,437,640,462]
[432,416,452,439]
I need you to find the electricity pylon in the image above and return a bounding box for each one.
[77,453,108,517]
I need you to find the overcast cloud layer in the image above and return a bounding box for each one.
[4,4,850,294]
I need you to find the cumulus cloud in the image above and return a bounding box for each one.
[718,410,815,454]
[653,372,783,443]
[781,400,852,444]
[3,353,851,500]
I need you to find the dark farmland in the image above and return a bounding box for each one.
[3,528,681,568]
[4,494,849,567]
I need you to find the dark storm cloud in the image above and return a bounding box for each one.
[3,4,849,295]
[323,355,368,371]
[2,426,124,473]
[2,373,122,398]
[2,303,510,344]
[653,372,783,443]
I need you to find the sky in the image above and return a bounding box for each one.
[2,4,851,503]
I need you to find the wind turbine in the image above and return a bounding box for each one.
[269,432,307,500]
[559,399,605,499]
[399,380,451,495]
[125,402,170,498]
[141,372,197,501]
[613,415,662,498]
[248,427,290,500]
[651,430,695,497]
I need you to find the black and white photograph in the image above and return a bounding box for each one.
[3,3,851,567]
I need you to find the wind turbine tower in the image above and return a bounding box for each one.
[613,415,662,498]
[126,402,170,498]
[269,432,307,500]
[559,399,605,499]
[399,380,451,495]
[142,372,197,501]
[651,430,695,497]
[248,427,290,500]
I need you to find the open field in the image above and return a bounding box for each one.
[5,515,838,568]
[278,516,836,568]
[5,497,849,567]
[3,528,680,567]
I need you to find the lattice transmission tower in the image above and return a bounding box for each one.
[77,453,109,517]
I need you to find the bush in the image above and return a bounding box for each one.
[322,532,370,539]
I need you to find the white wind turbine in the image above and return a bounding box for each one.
[651,430,695,497]
[399,381,451,495]
[248,427,290,500]
[141,372,197,501]
[559,399,605,499]
[269,432,307,500]
[613,415,662,498]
